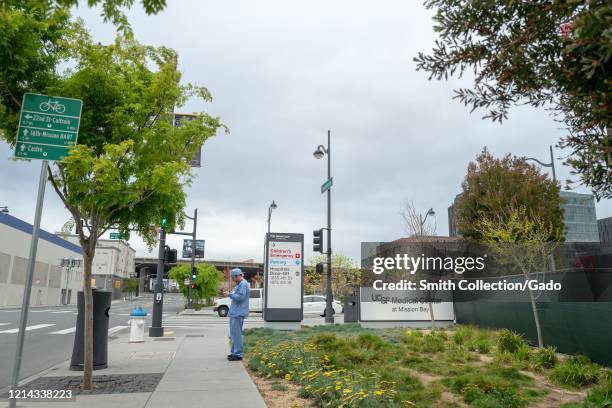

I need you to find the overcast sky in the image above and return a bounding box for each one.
[1,0,610,264]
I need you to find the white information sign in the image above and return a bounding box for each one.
[267,240,302,309]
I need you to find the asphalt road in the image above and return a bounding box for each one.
[0,293,185,391]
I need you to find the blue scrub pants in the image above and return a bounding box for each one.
[229,316,245,357]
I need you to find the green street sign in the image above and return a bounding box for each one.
[321,177,333,194]
[110,232,130,240]
[14,93,82,161]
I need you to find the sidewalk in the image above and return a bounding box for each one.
[1,325,266,408]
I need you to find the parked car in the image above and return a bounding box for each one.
[213,288,263,317]
[304,295,342,316]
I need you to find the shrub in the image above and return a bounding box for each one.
[498,330,527,354]
[355,332,388,351]
[476,338,492,354]
[550,355,603,388]
[514,345,532,362]
[453,326,475,345]
[445,369,526,408]
[534,346,558,370]
[584,376,612,407]
[422,332,446,353]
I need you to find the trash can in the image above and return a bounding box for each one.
[343,295,358,323]
[129,306,147,343]
[70,290,112,371]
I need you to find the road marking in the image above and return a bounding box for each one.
[30,310,57,313]
[0,323,9,326]
[50,327,76,334]
[51,310,74,314]
[108,325,127,334]
[0,324,55,334]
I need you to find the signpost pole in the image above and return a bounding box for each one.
[325,130,334,324]
[9,160,48,408]
[188,209,197,309]
[149,228,165,337]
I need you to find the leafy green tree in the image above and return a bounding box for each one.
[0,1,73,134]
[456,148,564,242]
[169,263,223,306]
[1,32,221,388]
[304,265,322,295]
[56,0,167,33]
[476,207,563,347]
[415,1,611,199]
[310,253,361,299]
[121,277,138,300]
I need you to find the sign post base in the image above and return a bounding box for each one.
[264,321,301,331]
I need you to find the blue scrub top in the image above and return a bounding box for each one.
[229,279,250,317]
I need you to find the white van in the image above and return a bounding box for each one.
[213,288,263,317]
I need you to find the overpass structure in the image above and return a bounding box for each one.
[134,257,264,293]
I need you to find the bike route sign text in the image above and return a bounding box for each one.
[14,93,83,161]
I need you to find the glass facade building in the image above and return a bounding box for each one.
[559,191,599,242]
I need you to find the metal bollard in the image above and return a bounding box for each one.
[129,306,147,343]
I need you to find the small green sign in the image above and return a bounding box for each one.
[321,177,333,194]
[14,93,82,161]
[110,232,130,240]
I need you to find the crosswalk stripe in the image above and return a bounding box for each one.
[0,323,9,326]
[51,310,74,314]
[108,325,127,334]
[0,324,55,334]
[50,327,76,334]
[30,310,56,313]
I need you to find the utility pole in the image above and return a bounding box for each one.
[149,228,165,337]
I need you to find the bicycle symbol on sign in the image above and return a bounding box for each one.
[39,99,66,114]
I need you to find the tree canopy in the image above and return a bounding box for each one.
[0,1,73,135]
[169,263,223,304]
[455,148,564,242]
[415,1,611,199]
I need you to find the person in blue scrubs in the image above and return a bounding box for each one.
[223,268,250,361]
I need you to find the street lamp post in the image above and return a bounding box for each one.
[267,200,277,237]
[313,130,334,324]
[264,200,277,318]
[419,208,435,236]
[526,145,557,183]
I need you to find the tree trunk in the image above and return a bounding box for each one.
[428,300,436,330]
[82,251,94,389]
[526,284,544,348]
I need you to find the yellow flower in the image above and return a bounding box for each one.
[374,390,385,396]
[343,389,351,394]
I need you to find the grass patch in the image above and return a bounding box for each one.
[534,346,558,370]
[498,329,527,354]
[270,382,289,392]
[244,325,609,407]
[550,355,604,389]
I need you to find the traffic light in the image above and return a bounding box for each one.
[315,263,324,274]
[313,228,323,253]
[191,283,197,289]
[164,248,177,264]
